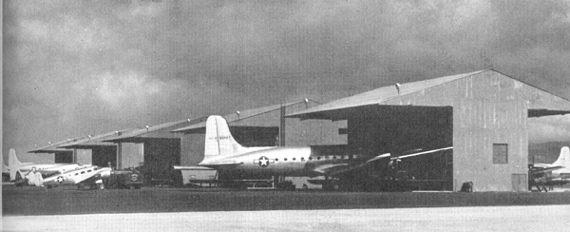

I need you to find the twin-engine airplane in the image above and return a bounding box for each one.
[7,149,111,188]
[530,146,570,191]
[174,115,452,186]
[7,148,82,181]
[17,165,112,188]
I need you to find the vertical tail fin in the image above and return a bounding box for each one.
[9,149,22,181]
[204,115,244,158]
[552,146,570,168]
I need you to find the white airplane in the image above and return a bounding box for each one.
[174,115,452,188]
[8,148,83,181]
[530,146,570,189]
[15,165,112,189]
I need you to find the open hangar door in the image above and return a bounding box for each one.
[91,146,117,168]
[142,138,182,186]
[345,105,453,191]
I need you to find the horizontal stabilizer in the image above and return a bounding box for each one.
[173,166,215,171]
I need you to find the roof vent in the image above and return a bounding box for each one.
[395,83,401,95]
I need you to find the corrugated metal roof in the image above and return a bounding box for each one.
[58,129,133,148]
[103,119,195,142]
[287,70,486,118]
[171,99,317,133]
[28,136,84,153]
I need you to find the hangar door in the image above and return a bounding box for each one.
[143,138,181,186]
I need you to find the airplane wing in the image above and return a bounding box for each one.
[530,166,564,175]
[325,147,453,177]
[391,147,453,160]
[173,166,216,171]
[327,153,391,176]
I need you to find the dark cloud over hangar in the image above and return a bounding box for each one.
[3,0,570,161]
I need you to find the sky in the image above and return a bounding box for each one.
[3,0,570,163]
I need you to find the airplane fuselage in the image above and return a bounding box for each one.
[200,146,361,178]
[43,166,111,186]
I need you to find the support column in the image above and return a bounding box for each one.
[279,102,286,147]
[72,148,77,163]
[116,143,122,169]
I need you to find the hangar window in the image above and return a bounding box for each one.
[493,143,508,164]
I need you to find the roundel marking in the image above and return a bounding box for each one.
[258,156,270,167]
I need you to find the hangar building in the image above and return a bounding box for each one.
[288,70,570,192]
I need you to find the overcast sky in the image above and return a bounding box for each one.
[3,0,570,162]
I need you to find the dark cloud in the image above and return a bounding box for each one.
[3,0,570,160]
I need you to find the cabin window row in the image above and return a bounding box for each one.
[274,155,358,162]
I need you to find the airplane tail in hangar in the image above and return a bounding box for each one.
[9,149,23,181]
[204,115,246,159]
[552,146,570,168]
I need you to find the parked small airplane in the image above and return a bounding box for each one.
[174,115,452,188]
[15,165,112,188]
[8,148,82,181]
[530,146,570,191]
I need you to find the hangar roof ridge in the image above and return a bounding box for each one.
[171,99,317,133]
[287,70,487,118]
[102,118,195,142]
[28,128,135,153]
[57,128,134,148]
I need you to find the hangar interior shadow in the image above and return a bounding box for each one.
[345,105,453,191]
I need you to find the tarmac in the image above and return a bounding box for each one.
[3,184,570,231]
[4,205,570,232]
[3,184,570,215]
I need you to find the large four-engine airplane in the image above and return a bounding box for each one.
[7,148,83,182]
[530,146,570,191]
[174,115,452,188]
